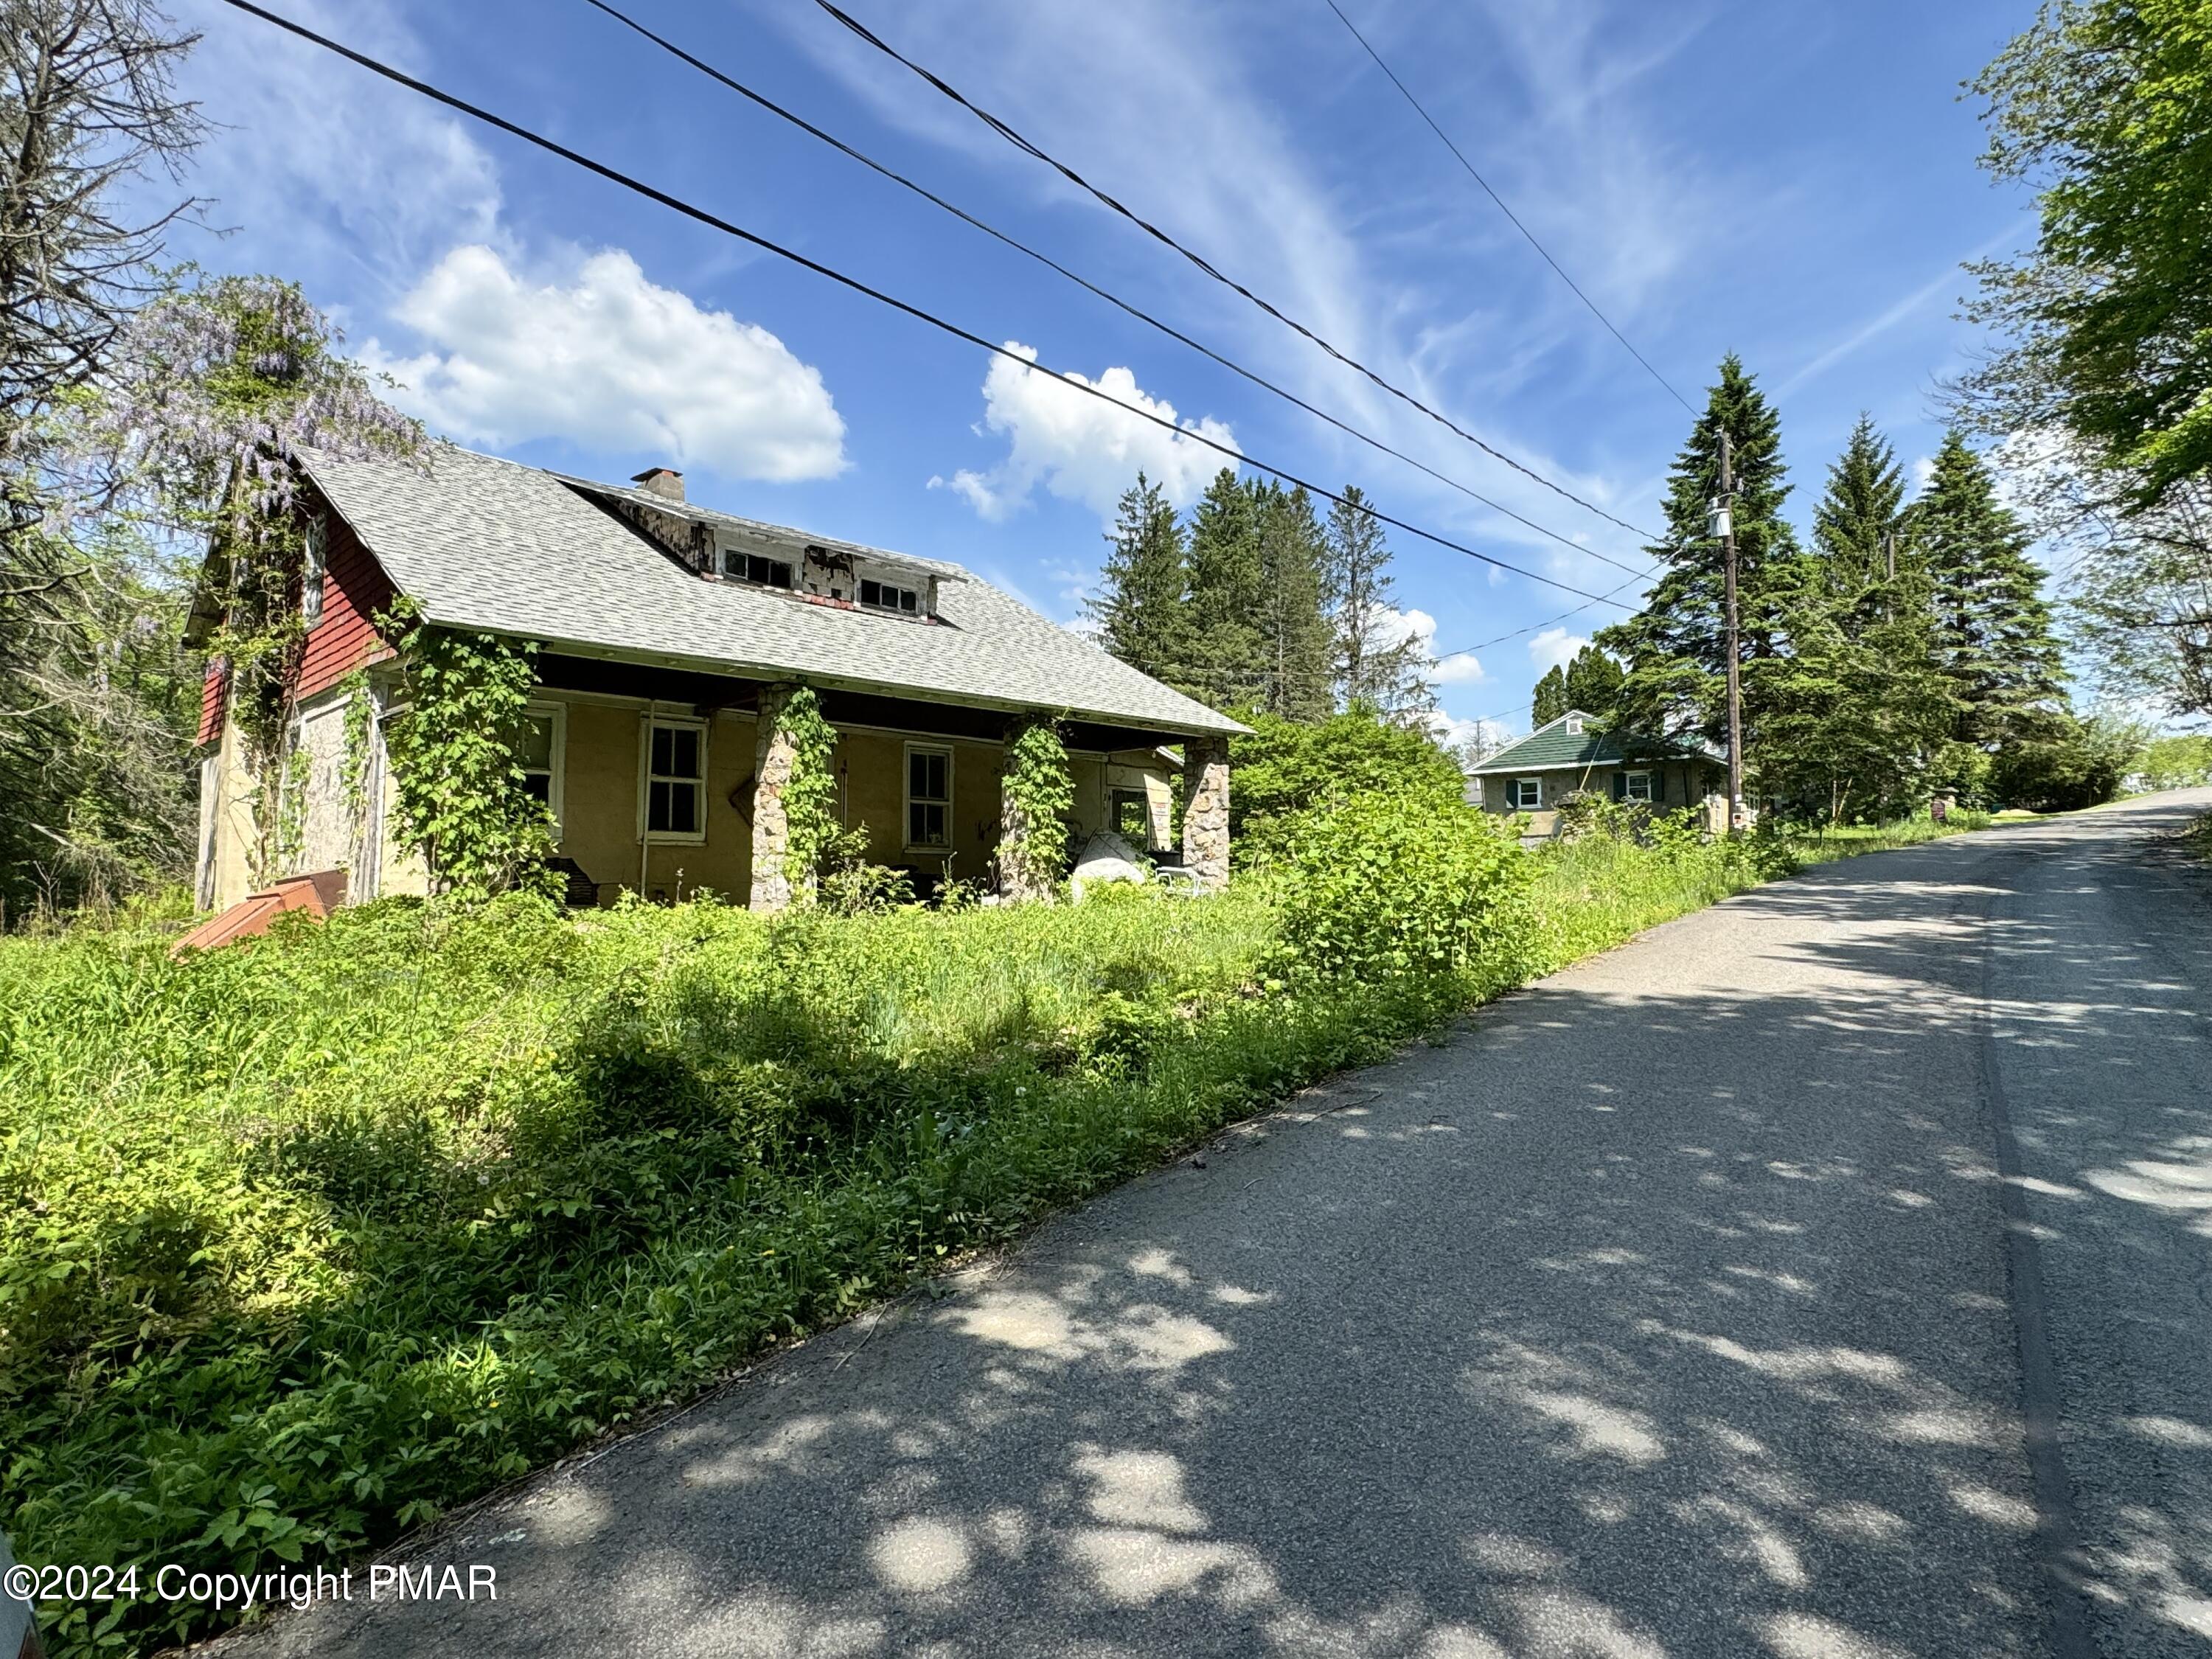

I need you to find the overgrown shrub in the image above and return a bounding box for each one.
[1269,792,1532,984]
[1230,708,1467,860]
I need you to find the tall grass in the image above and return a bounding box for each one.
[0,806,1991,1656]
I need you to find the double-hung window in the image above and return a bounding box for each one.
[302,516,327,629]
[1621,770,1655,804]
[517,703,565,831]
[1509,776,1543,810]
[906,744,951,849]
[642,716,706,841]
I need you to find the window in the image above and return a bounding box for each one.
[517,703,565,830]
[1510,776,1543,810]
[1621,770,1655,804]
[906,744,951,849]
[724,549,793,589]
[302,516,327,628]
[1111,787,1153,848]
[641,716,706,841]
[859,577,919,615]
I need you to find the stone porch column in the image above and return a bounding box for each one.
[750,683,798,913]
[1180,734,1230,892]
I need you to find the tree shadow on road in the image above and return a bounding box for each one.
[246,804,2212,1659]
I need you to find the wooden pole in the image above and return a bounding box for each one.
[1721,430,1745,832]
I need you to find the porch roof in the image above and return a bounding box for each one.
[301,443,1245,739]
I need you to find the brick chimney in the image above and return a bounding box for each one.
[632,466,684,503]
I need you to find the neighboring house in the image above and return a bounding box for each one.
[1465,709,1726,838]
[188,444,1245,914]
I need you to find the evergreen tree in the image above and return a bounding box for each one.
[1596,354,1802,767]
[1562,645,1623,717]
[1813,414,1910,610]
[1910,431,2066,750]
[1531,664,1568,727]
[1324,487,1433,721]
[1754,416,1958,821]
[1252,481,1333,722]
[1088,473,1192,691]
[1183,467,1267,711]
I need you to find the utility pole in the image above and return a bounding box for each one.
[1719,429,1745,832]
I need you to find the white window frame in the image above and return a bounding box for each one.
[1621,769,1655,804]
[1564,715,1583,734]
[904,741,953,852]
[302,515,327,629]
[638,713,709,844]
[520,701,567,838]
[1510,776,1543,810]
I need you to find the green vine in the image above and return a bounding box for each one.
[336,667,374,872]
[378,600,560,903]
[998,714,1074,901]
[274,745,311,876]
[775,685,839,900]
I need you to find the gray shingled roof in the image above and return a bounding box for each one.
[1468,711,1723,774]
[302,444,1243,737]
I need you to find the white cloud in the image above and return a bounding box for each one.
[1427,712,1516,761]
[1371,605,1487,686]
[933,344,1235,521]
[164,0,503,302]
[365,246,846,482]
[1528,627,1590,671]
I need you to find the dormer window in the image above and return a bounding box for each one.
[860,577,919,616]
[1565,716,1585,734]
[723,549,793,589]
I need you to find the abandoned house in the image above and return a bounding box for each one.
[1464,709,1727,840]
[188,443,1245,914]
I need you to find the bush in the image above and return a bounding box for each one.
[1990,712,2146,811]
[1230,707,1467,860]
[1270,792,1532,984]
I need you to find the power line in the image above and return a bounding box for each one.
[1430,570,1654,664]
[212,0,1643,614]
[576,0,1663,584]
[810,0,1664,547]
[1321,0,1694,416]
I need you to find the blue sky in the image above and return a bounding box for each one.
[165,0,2042,743]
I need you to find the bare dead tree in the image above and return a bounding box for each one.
[0,0,200,915]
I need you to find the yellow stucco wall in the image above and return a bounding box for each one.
[199,684,1186,913]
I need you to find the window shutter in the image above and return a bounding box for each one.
[1610,770,1626,803]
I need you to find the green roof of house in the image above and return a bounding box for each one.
[1467,712,1722,775]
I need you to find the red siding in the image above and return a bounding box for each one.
[192,510,400,745]
[195,658,230,746]
[297,512,397,702]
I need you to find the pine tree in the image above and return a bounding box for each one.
[1088,474,1192,690]
[1753,415,1958,821]
[1252,482,1334,721]
[1596,354,1802,765]
[1323,487,1433,721]
[1813,416,1907,596]
[1910,431,2066,750]
[1562,645,1623,717]
[1183,467,1267,711]
[1531,664,1568,727]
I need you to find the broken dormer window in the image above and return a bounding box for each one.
[723,549,793,589]
[860,578,919,615]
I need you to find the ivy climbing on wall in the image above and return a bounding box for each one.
[378,601,560,902]
[998,714,1074,901]
[776,684,839,900]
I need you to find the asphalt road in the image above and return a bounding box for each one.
[215,790,2212,1659]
